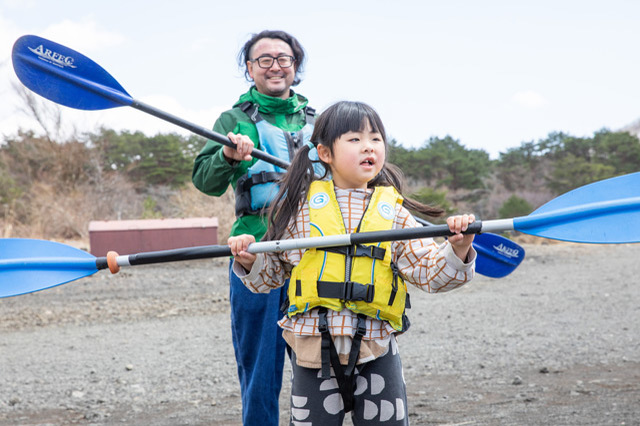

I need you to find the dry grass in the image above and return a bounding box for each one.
[166,185,236,242]
[2,181,236,249]
[1,164,555,250]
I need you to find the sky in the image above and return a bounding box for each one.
[1,0,639,159]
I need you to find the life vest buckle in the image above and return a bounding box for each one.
[355,314,367,336]
[251,170,273,185]
[318,308,329,333]
[343,281,374,303]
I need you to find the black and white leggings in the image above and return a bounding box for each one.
[288,338,409,425]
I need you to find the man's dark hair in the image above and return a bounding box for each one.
[238,30,306,86]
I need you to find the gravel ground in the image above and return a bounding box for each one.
[1,241,639,425]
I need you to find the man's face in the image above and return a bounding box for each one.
[247,38,296,99]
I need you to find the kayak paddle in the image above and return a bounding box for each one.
[1,171,639,298]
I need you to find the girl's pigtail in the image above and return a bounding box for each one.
[370,163,445,218]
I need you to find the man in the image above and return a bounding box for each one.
[192,30,315,426]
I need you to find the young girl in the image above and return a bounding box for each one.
[228,101,476,425]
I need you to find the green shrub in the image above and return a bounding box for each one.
[499,195,533,218]
[410,187,454,223]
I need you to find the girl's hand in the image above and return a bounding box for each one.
[222,132,254,164]
[446,214,476,262]
[228,234,257,271]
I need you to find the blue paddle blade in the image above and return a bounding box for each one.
[0,239,98,298]
[12,35,133,110]
[414,216,525,278]
[472,233,525,278]
[513,172,640,243]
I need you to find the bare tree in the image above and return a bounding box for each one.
[11,81,68,143]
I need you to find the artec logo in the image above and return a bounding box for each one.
[28,44,77,69]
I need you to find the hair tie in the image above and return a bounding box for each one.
[307,140,320,163]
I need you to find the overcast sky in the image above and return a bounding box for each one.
[1,0,639,158]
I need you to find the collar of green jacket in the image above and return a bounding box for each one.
[233,86,309,115]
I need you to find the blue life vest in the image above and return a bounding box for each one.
[235,102,320,217]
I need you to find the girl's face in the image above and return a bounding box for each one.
[317,120,386,189]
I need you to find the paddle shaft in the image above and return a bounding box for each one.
[99,221,484,271]
[132,100,291,169]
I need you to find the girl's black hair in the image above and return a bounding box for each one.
[265,101,444,240]
[238,30,306,86]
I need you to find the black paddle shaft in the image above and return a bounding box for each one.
[132,100,291,169]
[94,221,483,271]
[350,221,483,245]
[95,245,233,271]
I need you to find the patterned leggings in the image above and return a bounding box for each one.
[288,338,409,425]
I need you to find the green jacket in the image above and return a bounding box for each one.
[192,86,311,240]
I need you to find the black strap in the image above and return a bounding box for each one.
[239,171,283,190]
[234,171,284,217]
[318,308,332,379]
[388,262,399,306]
[239,101,261,123]
[345,314,367,377]
[305,106,316,124]
[283,130,300,159]
[328,339,355,412]
[401,313,411,333]
[316,307,363,413]
[294,279,374,303]
[317,280,375,303]
[240,101,316,126]
[280,295,290,314]
[321,244,386,260]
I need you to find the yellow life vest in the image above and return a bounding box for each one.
[287,180,409,331]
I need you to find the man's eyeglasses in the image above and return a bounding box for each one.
[251,55,295,69]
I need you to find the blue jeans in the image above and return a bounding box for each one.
[229,260,288,426]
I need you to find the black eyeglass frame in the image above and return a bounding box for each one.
[250,55,296,69]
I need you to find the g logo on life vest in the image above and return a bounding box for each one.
[309,192,330,209]
[377,201,395,220]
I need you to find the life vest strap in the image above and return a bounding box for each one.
[239,170,283,189]
[320,244,386,260]
[316,307,365,413]
[239,101,316,125]
[318,280,375,303]
[234,171,284,217]
[304,106,316,124]
[317,307,331,379]
[294,279,375,303]
[239,101,261,123]
[345,314,367,377]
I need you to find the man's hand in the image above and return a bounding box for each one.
[223,132,254,164]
